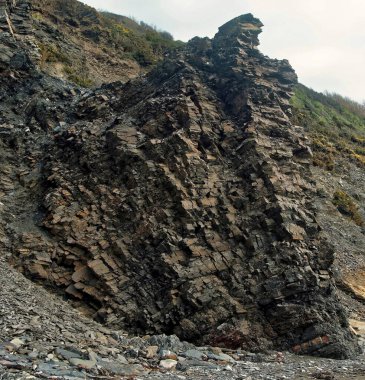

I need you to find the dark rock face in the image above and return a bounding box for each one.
[0,4,360,358]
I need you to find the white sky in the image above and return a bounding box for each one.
[81,0,365,102]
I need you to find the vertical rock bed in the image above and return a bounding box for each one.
[0,0,361,362]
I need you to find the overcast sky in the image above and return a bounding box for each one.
[81,0,364,102]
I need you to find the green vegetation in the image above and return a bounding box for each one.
[31,11,45,22]
[291,84,365,170]
[332,190,364,226]
[63,65,93,88]
[39,43,70,69]
[101,12,184,66]
[32,0,184,87]
[38,0,183,67]
[38,43,92,87]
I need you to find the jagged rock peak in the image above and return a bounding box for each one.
[214,13,264,48]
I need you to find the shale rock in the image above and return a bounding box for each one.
[0,2,360,360]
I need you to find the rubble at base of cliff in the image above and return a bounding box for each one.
[0,255,365,380]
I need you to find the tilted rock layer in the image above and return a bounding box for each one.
[0,3,360,359]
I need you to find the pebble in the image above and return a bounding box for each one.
[10,338,24,349]
[207,352,235,363]
[183,349,208,361]
[146,345,159,358]
[160,359,178,370]
[69,358,96,369]
[55,347,84,361]
[161,350,178,360]
[98,362,146,376]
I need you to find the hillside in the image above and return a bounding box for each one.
[29,0,183,85]
[291,84,365,171]
[290,86,365,322]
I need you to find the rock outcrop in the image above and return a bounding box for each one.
[0,3,360,359]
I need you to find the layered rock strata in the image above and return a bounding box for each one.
[0,8,360,358]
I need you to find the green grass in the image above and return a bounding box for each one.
[101,12,184,66]
[43,0,184,68]
[32,0,185,87]
[291,84,365,169]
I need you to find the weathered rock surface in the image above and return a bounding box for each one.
[0,0,165,85]
[0,0,361,362]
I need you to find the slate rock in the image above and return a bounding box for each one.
[97,361,146,376]
[55,348,84,361]
[183,349,207,361]
[69,358,95,369]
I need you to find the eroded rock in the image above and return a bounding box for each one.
[0,2,360,360]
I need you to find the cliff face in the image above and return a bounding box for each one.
[0,2,360,358]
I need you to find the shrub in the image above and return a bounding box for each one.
[332,190,364,226]
[63,65,93,87]
[39,43,70,69]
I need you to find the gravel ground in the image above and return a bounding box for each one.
[1,253,365,380]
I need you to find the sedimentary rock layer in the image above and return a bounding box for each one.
[0,2,360,358]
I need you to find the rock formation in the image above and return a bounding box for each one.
[0,1,360,359]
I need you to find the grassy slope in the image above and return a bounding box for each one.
[291,84,365,226]
[31,0,183,86]
[100,11,184,65]
[291,84,365,170]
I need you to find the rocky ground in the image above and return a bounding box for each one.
[1,254,365,380]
